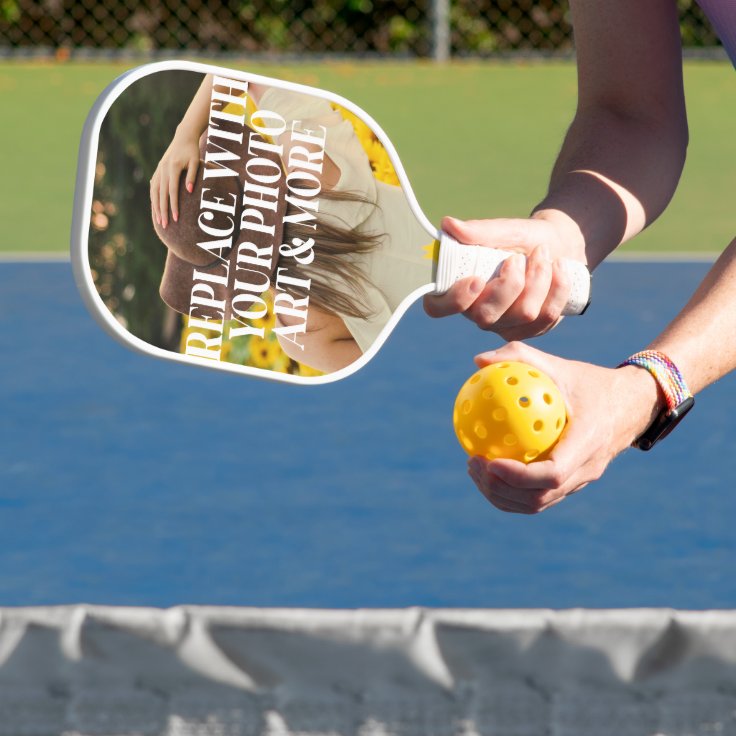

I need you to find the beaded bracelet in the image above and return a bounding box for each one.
[617,350,694,450]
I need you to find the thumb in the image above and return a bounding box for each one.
[442,216,542,253]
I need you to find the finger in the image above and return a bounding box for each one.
[185,157,199,194]
[486,457,567,492]
[470,457,555,511]
[487,495,538,515]
[159,171,169,229]
[502,259,570,340]
[441,215,544,252]
[423,276,485,318]
[490,431,593,501]
[468,466,538,514]
[150,171,161,225]
[474,340,538,368]
[537,481,589,513]
[168,167,180,223]
[491,245,555,340]
[537,258,571,325]
[464,253,526,330]
[516,245,553,320]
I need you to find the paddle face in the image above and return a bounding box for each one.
[71,61,438,385]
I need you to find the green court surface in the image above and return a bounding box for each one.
[1,59,733,255]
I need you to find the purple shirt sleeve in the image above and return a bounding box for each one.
[697,0,736,66]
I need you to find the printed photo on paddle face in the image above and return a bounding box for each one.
[89,68,433,378]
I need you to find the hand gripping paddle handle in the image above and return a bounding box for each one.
[433,232,591,316]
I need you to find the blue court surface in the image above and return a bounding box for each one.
[1,259,734,609]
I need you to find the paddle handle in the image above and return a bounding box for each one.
[433,233,591,316]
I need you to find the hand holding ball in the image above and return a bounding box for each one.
[453,361,567,463]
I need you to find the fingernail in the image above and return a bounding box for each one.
[173,211,178,223]
[162,219,167,229]
[187,182,194,193]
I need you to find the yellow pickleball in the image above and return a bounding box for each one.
[453,361,567,463]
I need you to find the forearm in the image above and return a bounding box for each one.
[175,75,214,140]
[533,106,688,269]
[613,239,736,446]
[648,239,736,394]
[532,0,687,270]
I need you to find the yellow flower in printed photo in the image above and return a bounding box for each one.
[251,310,276,332]
[332,102,400,185]
[297,362,324,378]
[219,340,233,362]
[249,336,284,369]
[271,351,293,374]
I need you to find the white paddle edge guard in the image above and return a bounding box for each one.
[434,232,592,316]
[70,60,438,386]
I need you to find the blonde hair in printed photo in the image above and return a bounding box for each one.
[178,93,402,376]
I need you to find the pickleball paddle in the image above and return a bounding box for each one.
[71,60,590,384]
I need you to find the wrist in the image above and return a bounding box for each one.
[174,121,201,143]
[613,365,667,445]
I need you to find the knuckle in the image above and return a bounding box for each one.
[479,315,500,331]
[517,303,540,323]
[589,463,605,482]
[547,468,567,489]
[527,498,544,514]
[468,305,499,330]
[495,328,515,342]
[552,264,570,291]
[505,340,527,356]
[504,269,525,292]
[538,304,560,325]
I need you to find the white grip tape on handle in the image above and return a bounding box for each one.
[433,232,591,316]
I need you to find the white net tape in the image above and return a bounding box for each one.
[1,606,736,735]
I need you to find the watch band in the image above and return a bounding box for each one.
[617,350,694,451]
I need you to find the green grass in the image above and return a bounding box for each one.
[1,59,734,254]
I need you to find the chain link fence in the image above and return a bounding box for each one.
[0,0,722,59]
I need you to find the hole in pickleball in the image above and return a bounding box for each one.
[482,387,495,400]
[528,370,540,378]
[503,434,517,446]
[498,363,510,369]
[518,396,530,408]
[556,418,563,430]
[543,393,553,405]
[470,373,481,384]
[525,449,540,461]
[459,431,474,452]
[462,400,472,415]
[533,420,543,432]
[474,421,488,439]
[492,408,507,421]
[506,376,519,385]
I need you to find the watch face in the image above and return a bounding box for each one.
[635,396,695,451]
